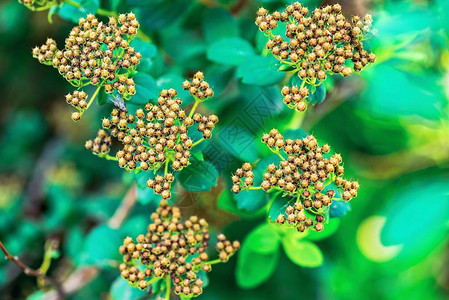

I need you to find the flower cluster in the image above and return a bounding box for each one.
[231,129,359,232]
[85,74,218,199]
[85,129,112,155]
[65,90,88,120]
[276,202,325,232]
[32,13,141,121]
[281,85,310,112]
[119,200,239,297]
[18,0,59,11]
[256,3,376,111]
[182,71,214,100]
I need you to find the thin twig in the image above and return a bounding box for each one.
[0,241,42,277]
[0,240,66,297]
[41,183,138,299]
[108,183,137,229]
[230,0,250,15]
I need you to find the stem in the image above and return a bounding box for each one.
[269,148,285,160]
[165,276,171,300]
[102,154,118,161]
[164,159,169,176]
[81,84,102,116]
[136,31,152,43]
[191,138,204,148]
[147,277,161,286]
[96,8,117,17]
[37,240,59,288]
[0,241,42,277]
[275,151,285,161]
[188,100,200,119]
[285,112,306,130]
[108,184,137,229]
[63,0,81,8]
[206,258,223,265]
[247,186,262,190]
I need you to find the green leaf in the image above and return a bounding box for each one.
[308,83,326,104]
[110,276,146,300]
[217,126,259,162]
[121,216,149,238]
[237,55,285,86]
[207,37,254,66]
[245,223,280,254]
[26,291,44,300]
[66,227,85,265]
[268,193,295,222]
[191,149,204,161]
[233,189,270,212]
[306,218,340,241]
[178,160,218,192]
[57,0,99,23]
[202,8,239,43]
[380,179,449,263]
[130,72,158,105]
[97,87,108,106]
[130,39,157,72]
[134,0,189,30]
[329,200,351,218]
[360,63,444,120]
[156,72,192,105]
[236,238,279,289]
[111,0,121,10]
[136,185,160,205]
[82,224,122,267]
[282,238,323,268]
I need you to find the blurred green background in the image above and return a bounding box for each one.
[1,0,449,299]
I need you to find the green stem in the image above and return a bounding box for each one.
[136,31,152,43]
[247,186,262,190]
[188,99,200,119]
[164,159,169,176]
[96,7,117,17]
[102,154,118,161]
[285,111,306,130]
[147,277,161,286]
[191,138,204,148]
[269,148,285,160]
[81,84,102,116]
[165,276,171,300]
[94,8,153,43]
[63,0,81,8]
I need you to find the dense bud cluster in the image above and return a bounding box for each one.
[147,174,175,200]
[232,129,359,232]
[119,200,239,297]
[256,3,376,111]
[231,163,254,194]
[182,71,214,100]
[84,129,111,155]
[276,202,325,232]
[32,13,141,120]
[86,76,217,198]
[281,85,310,111]
[65,90,88,119]
[192,113,218,140]
[18,0,59,11]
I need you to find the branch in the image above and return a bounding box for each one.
[0,241,42,277]
[41,183,138,299]
[230,0,250,15]
[0,240,65,297]
[108,183,137,229]
[43,267,99,300]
